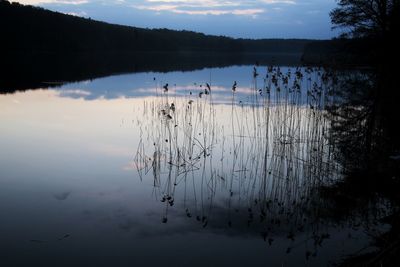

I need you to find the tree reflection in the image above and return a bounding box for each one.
[319,64,400,265]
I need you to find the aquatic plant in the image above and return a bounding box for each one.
[133,65,380,257]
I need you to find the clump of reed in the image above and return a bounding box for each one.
[134,65,346,255]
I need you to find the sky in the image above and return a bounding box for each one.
[13,0,338,39]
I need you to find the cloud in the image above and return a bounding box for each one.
[145,0,241,7]
[14,0,297,18]
[261,0,296,4]
[135,5,264,16]
[173,8,264,16]
[132,0,271,16]
[11,0,335,39]
[15,0,88,5]
[65,10,88,16]
[134,4,178,12]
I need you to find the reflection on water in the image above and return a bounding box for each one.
[1,52,303,93]
[135,66,338,227]
[0,65,388,266]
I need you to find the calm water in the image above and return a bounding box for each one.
[0,66,379,266]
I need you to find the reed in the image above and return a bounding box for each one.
[134,65,345,253]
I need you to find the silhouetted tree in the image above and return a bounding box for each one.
[330,0,400,37]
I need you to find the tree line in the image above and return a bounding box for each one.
[0,0,312,54]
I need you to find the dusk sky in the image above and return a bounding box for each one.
[14,0,337,39]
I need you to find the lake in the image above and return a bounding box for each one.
[0,64,385,266]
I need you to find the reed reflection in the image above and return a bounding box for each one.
[134,66,349,257]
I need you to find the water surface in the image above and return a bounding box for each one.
[0,65,378,266]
